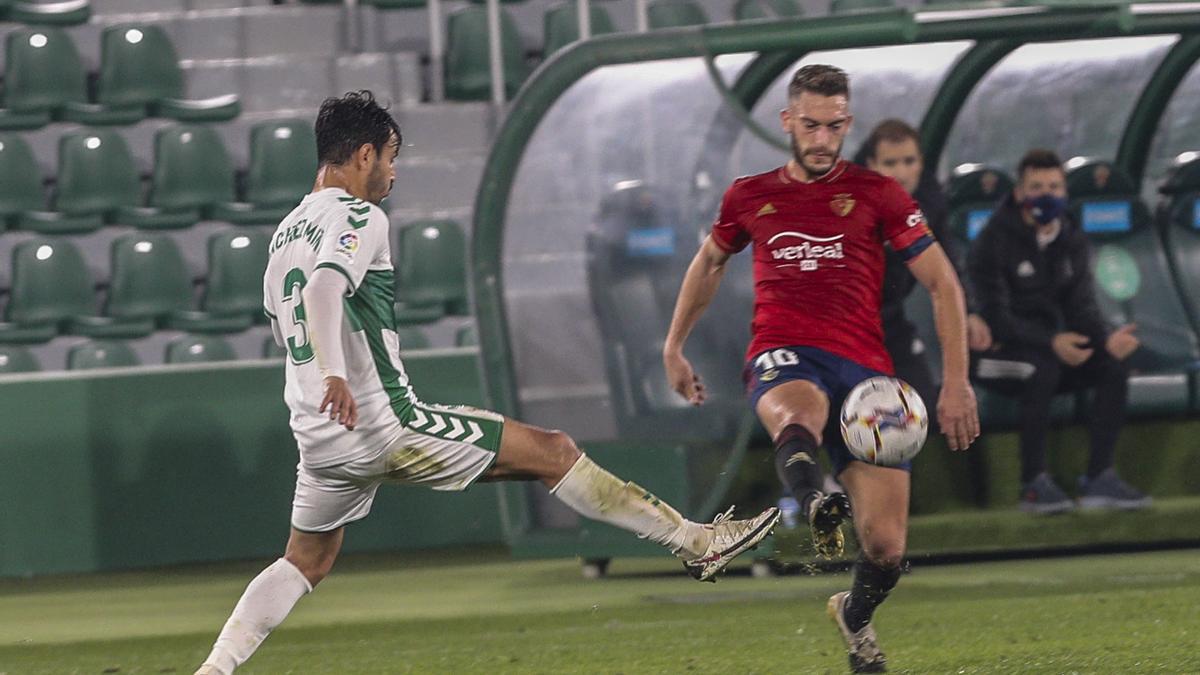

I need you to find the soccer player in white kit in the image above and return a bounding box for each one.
[194,91,780,675]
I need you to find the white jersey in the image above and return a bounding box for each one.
[264,187,416,468]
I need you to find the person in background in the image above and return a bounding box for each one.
[968,148,1149,515]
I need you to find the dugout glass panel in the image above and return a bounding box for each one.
[1144,59,1200,195]
[941,36,1177,184]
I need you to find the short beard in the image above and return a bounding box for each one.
[791,134,841,179]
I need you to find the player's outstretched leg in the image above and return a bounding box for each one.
[759,380,850,557]
[488,418,780,582]
[196,528,342,675]
[826,462,909,674]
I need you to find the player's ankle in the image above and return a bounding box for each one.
[799,490,823,519]
[671,521,712,560]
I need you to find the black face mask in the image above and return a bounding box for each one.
[1023,194,1068,225]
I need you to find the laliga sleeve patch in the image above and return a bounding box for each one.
[335,230,360,261]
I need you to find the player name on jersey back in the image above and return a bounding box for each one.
[264,188,417,468]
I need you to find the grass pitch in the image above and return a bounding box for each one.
[1,548,1197,674]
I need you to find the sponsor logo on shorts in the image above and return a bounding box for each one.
[760,369,779,382]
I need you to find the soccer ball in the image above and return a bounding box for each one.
[839,376,928,466]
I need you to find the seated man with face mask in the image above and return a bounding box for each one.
[968,149,1149,515]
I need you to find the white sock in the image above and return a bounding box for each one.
[200,557,313,674]
[550,454,710,559]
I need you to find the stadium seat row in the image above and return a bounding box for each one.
[0,217,469,346]
[0,120,314,233]
[0,25,238,131]
[0,321,479,374]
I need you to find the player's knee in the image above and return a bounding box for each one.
[285,550,336,587]
[544,430,583,479]
[861,534,905,569]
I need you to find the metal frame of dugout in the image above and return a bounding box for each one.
[471,3,1200,573]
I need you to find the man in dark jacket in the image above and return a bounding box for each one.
[968,149,1149,514]
[863,120,992,424]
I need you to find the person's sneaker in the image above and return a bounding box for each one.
[683,506,780,582]
[1019,472,1075,515]
[1078,468,1152,511]
[827,591,888,673]
[808,491,852,558]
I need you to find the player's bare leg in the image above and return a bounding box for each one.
[486,418,780,582]
[827,462,910,673]
[197,528,342,675]
[756,380,851,557]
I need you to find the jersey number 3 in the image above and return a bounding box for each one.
[282,267,315,365]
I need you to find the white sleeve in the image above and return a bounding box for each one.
[303,267,350,380]
[269,317,285,348]
[313,203,389,296]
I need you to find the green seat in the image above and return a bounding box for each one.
[947,165,1013,243]
[68,339,140,370]
[7,239,94,328]
[829,0,892,12]
[43,129,138,234]
[97,24,239,122]
[1,28,70,129]
[397,326,431,351]
[202,231,269,318]
[142,124,235,225]
[107,234,250,334]
[214,119,317,225]
[1066,160,1198,414]
[106,234,191,320]
[2,28,142,128]
[166,334,237,364]
[455,324,479,347]
[0,345,40,373]
[543,3,617,56]
[647,0,708,28]
[733,0,802,21]
[444,7,529,101]
[8,0,91,26]
[0,133,44,228]
[393,220,468,325]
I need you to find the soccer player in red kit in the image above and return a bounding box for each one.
[663,65,980,673]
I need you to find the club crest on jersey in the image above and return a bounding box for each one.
[830,193,856,217]
[335,230,360,260]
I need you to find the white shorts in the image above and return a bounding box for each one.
[291,403,505,533]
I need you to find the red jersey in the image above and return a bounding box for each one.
[711,160,935,374]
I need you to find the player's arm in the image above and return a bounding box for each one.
[663,235,733,405]
[303,268,358,430]
[907,244,979,451]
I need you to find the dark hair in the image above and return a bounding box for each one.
[862,119,920,161]
[1017,149,1063,180]
[315,90,402,166]
[788,64,850,100]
